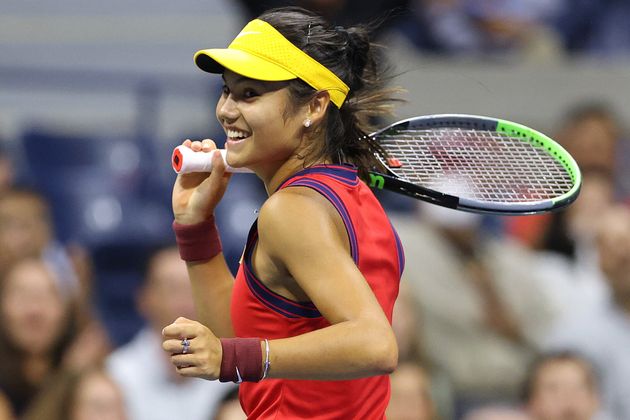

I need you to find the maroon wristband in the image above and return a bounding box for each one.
[219,338,263,383]
[172,218,222,262]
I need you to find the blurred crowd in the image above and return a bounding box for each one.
[1,1,630,420]
[237,0,630,59]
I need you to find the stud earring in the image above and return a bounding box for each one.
[304,118,312,128]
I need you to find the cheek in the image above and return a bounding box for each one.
[215,97,224,120]
[160,291,196,320]
[5,300,67,351]
[73,384,125,420]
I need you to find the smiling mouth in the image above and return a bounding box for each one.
[226,129,251,142]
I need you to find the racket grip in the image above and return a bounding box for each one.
[171,146,252,174]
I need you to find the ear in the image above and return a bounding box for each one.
[307,91,332,126]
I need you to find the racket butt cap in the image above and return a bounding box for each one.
[172,148,184,172]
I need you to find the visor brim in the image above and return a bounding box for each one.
[194,49,298,82]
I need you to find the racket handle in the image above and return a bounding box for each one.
[171,146,253,174]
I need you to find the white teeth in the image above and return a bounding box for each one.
[227,129,249,139]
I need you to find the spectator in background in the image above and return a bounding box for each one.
[0,391,13,420]
[552,0,630,57]
[0,257,105,417]
[0,141,14,196]
[544,205,630,419]
[392,203,556,418]
[235,0,410,37]
[0,188,78,290]
[463,406,529,420]
[523,351,601,420]
[390,286,454,419]
[506,102,625,249]
[394,0,562,59]
[212,388,246,420]
[555,103,624,196]
[106,246,234,420]
[391,285,425,365]
[386,362,436,420]
[504,102,625,315]
[22,365,127,420]
[526,170,615,317]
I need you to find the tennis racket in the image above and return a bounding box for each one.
[171,114,581,215]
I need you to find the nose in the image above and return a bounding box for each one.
[217,94,239,124]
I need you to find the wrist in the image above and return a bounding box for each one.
[219,338,264,383]
[173,213,209,226]
[172,217,222,262]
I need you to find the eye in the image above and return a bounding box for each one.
[242,88,259,99]
[221,84,230,96]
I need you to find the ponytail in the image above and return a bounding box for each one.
[259,7,403,179]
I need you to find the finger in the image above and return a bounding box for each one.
[182,139,192,147]
[171,353,197,368]
[201,139,217,152]
[175,365,204,378]
[211,149,227,175]
[190,140,203,152]
[162,323,198,340]
[195,150,228,195]
[162,338,194,354]
[174,316,193,324]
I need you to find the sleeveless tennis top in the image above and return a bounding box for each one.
[231,164,404,419]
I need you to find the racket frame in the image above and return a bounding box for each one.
[369,114,581,215]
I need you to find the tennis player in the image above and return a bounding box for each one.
[162,7,404,418]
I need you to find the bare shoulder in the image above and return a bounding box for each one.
[257,186,345,254]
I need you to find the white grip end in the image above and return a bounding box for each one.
[171,146,252,174]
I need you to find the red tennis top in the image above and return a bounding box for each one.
[231,164,404,419]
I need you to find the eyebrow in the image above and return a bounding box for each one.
[221,74,254,86]
[221,74,289,94]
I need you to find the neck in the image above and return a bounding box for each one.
[257,154,328,196]
[24,355,52,385]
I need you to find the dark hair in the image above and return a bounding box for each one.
[21,364,115,420]
[521,350,600,403]
[562,101,617,126]
[0,257,78,416]
[258,7,403,179]
[559,101,621,142]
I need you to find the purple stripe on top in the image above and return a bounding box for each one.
[243,262,322,318]
[390,222,405,280]
[242,222,322,319]
[278,164,358,190]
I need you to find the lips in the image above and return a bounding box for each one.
[226,128,251,142]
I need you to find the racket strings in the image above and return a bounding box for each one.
[377,128,574,203]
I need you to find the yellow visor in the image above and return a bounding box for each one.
[194,19,350,108]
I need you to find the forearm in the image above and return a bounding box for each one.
[265,319,398,380]
[186,255,235,337]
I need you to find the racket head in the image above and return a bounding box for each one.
[370,114,582,215]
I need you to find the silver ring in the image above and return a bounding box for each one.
[181,338,190,354]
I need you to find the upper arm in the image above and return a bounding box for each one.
[257,188,389,326]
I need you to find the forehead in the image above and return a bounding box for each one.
[222,70,290,92]
[536,359,590,381]
[4,260,57,291]
[599,208,630,237]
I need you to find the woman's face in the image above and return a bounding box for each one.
[527,360,599,420]
[216,70,309,176]
[0,194,51,263]
[71,371,127,420]
[1,259,67,356]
